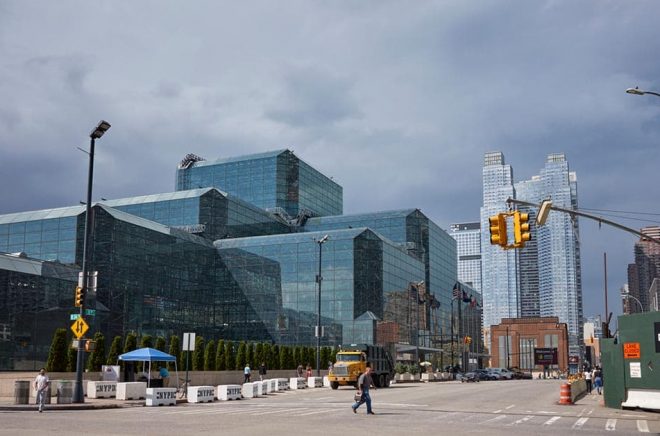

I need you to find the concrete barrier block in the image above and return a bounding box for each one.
[275,378,289,391]
[187,386,215,403]
[290,377,306,390]
[323,376,330,387]
[87,381,117,399]
[260,381,269,395]
[242,382,259,398]
[117,382,146,400]
[217,384,242,401]
[146,388,177,406]
[268,379,277,392]
[307,377,323,388]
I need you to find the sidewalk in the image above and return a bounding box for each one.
[0,396,145,411]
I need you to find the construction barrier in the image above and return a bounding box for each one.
[559,383,572,405]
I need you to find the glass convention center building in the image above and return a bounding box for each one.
[0,149,460,370]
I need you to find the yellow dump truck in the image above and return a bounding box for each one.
[328,343,395,390]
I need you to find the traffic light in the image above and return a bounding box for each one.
[464,336,472,345]
[513,211,531,248]
[74,286,85,307]
[489,214,508,247]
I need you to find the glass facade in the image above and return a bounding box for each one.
[0,253,78,370]
[103,188,291,240]
[480,152,520,329]
[1,149,463,369]
[449,222,482,293]
[175,149,343,218]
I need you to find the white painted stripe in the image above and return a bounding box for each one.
[505,404,515,410]
[637,420,650,433]
[509,415,534,426]
[605,419,616,431]
[481,415,507,424]
[543,416,561,426]
[572,417,589,430]
[293,408,334,416]
[492,409,502,413]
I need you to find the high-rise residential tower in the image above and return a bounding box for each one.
[449,222,482,293]
[482,152,583,360]
[480,152,520,331]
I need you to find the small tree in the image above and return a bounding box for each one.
[235,341,247,370]
[87,332,106,372]
[269,344,279,370]
[140,334,153,349]
[123,332,138,373]
[215,339,225,370]
[192,336,205,370]
[255,343,264,366]
[224,341,235,371]
[155,336,166,352]
[292,346,301,368]
[67,345,77,372]
[168,335,181,371]
[107,336,122,365]
[46,328,68,372]
[204,340,216,371]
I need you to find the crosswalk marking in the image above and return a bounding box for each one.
[509,415,534,426]
[605,418,616,431]
[637,420,650,433]
[505,404,515,410]
[572,417,589,430]
[481,414,507,424]
[543,416,561,426]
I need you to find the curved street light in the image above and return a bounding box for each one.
[315,234,329,377]
[623,294,644,313]
[626,87,660,98]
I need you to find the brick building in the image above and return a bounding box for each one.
[490,317,569,372]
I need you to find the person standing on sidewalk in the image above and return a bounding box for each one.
[584,368,592,394]
[243,363,251,383]
[352,363,376,415]
[33,368,49,413]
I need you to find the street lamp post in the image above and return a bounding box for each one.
[73,120,111,404]
[623,294,644,313]
[626,87,660,98]
[414,281,424,367]
[315,234,329,377]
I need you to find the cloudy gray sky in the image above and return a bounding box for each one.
[1,1,659,321]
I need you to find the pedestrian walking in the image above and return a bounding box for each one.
[259,362,267,381]
[244,363,251,383]
[34,368,49,413]
[351,363,376,415]
[306,364,312,378]
[593,367,603,395]
[159,366,170,387]
[584,368,592,394]
[297,364,304,378]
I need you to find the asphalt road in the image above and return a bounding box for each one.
[1,380,658,435]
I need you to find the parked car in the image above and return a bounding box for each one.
[474,369,494,380]
[487,368,512,380]
[460,372,480,383]
[509,368,533,379]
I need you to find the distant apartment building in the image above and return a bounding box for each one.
[481,152,583,361]
[449,222,482,293]
[627,226,660,312]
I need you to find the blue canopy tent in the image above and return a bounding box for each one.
[118,348,178,388]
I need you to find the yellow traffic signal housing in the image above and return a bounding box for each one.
[74,286,85,307]
[513,211,531,248]
[489,214,508,247]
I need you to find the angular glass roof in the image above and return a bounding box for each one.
[0,205,85,224]
[305,209,418,226]
[189,149,287,168]
[102,188,225,206]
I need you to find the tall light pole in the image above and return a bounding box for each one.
[315,234,329,377]
[73,120,111,403]
[626,87,660,98]
[414,281,424,366]
[623,294,644,313]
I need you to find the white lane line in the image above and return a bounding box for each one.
[295,409,334,416]
[637,420,650,433]
[509,415,534,426]
[505,404,515,410]
[492,409,502,413]
[572,417,589,430]
[481,415,507,424]
[543,416,561,426]
[605,419,616,431]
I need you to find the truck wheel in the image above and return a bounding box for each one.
[330,382,339,390]
[379,374,386,388]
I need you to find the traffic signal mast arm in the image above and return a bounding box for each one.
[506,198,660,246]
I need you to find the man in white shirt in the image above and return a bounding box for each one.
[34,368,49,412]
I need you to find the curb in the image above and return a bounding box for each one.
[0,403,125,411]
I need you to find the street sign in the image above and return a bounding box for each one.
[71,316,89,339]
[623,342,641,359]
[70,314,80,320]
[84,309,96,317]
[182,332,195,351]
[534,347,558,365]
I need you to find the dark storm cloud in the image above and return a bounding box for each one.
[1,1,660,319]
